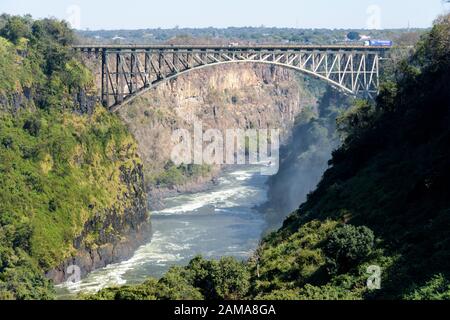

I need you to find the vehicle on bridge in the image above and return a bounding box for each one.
[364,40,393,47]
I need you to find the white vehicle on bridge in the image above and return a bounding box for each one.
[364,40,393,47]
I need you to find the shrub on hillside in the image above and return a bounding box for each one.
[324,225,374,275]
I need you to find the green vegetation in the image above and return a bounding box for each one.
[0,15,144,299]
[0,11,447,301]
[150,161,213,188]
[323,225,375,275]
[346,31,361,41]
[405,274,450,300]
[263,13,450,299]
[1,108,140,270]
[89,14,450,300]
[84,256,249,300]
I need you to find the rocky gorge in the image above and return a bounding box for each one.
[32,58,324,288]
[47,60,329,289]
[113,63,323,209]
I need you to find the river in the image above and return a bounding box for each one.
[56,164,271,298]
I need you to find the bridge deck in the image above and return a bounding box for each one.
[73,44,390,51]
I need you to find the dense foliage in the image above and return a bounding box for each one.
[0,15,143,299]
[90,14,450,300]
[267,13,450,299]
[84,256,249,300]
[151,161,213,188]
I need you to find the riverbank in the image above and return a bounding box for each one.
[148,166,221,211]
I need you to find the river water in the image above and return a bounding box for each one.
[56,164,270,298]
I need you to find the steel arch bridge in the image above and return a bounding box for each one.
[74,45,390,112]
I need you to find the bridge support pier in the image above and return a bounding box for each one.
[101,49,110,108]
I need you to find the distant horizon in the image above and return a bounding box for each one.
[1,0,448,30]
[77,26,428,32]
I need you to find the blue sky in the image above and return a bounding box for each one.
[0,0,448,30]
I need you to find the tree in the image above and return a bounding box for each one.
[324,225,374,274]
[211,257,251,300]
[346,32,360,41]
[187,256,250,300]
[0,15,32,44]
[157,267,204,300]
[336,99,375,139]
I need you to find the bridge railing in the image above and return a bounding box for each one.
[73,44,391,51]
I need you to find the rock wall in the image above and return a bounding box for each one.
[116,63,319,205]
[46,60,323,282]
[47,163,151,284]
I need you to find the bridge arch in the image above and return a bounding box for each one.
[75,45,389,112]
[118,60,356,112]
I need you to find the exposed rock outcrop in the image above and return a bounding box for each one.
[116,64,319,206]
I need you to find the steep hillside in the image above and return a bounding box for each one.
[87,14,450,301]
[250,14,450,299]
[0,16,149,299]
[272,16,450,298]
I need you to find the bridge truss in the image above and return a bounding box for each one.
[74,45,389,112]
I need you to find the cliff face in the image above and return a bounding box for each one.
[116,63,320,206]
[0,30,152,292]
[47,163,151,284]
[0,94,152,289]
[42,95,152,285]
